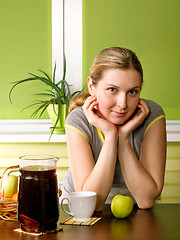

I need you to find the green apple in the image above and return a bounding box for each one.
[4,175,18,198]
[111,194,134,218]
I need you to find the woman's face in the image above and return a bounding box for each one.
[90,68,142,125]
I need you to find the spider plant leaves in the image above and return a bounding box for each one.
[52,62,56,84]
[49,100,62,140]
[10,72,65,105]
[71,90,83,97]
[9,77,38,103]
[9,62,82,138]
[38,69,51,81]
[62,56,66,81]
[21,100,51,118]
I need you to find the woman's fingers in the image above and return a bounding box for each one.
[137,99,150,118]
[118,99,150,138]
[83,95,96,110]
[82,95,99,122]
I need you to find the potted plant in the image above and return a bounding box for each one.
[9,58,82,137]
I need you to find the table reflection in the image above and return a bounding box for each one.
[1,204,179,240]
[92,207,163,240]
[128,208,163,240]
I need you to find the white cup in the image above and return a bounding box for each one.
[61,191,97,222]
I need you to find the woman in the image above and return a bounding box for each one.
[63,47,166,211]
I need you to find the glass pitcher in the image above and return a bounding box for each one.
[1,155,59,233]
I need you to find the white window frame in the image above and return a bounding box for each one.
[52,0,82,92]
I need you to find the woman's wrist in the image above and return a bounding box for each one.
[104,128,118,142]
[118,133,131,147]
[118,130,130,142]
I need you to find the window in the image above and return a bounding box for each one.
[0,0,82,143]
[52,0,82,91]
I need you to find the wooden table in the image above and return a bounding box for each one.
[0,204,179,240]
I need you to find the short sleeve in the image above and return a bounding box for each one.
[65,107,94,143]
[143,100,165,136]
[130,99,165,159]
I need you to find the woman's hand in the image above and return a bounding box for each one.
[118,99,149,140]
[83,95,118,139]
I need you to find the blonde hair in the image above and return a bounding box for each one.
[69,92,90,112]
[69,47,143,112]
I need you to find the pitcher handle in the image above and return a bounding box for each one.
[61,198,73,216]
[1,165,19,199]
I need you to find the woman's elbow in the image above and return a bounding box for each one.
[137,197,156,209]
[136,186,163,209]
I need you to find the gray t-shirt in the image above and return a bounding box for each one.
[63,99,165,203]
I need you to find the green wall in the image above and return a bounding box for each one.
[82,0,180,120]
[1,0,180,120]
[0,0,51,119]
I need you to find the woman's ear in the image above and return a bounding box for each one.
[87,77,95,96]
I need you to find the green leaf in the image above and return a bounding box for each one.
[37,69,51,81]
[9,61,82,140]
[48,101,62,139]
[62,55,66,81]
[53,63,56,84]
[9,77,38,103]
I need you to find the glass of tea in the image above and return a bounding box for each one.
[2,155,60,233]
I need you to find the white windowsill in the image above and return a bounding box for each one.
[0,120,66,143]
[166,120,180,142]
[0,119,179,143]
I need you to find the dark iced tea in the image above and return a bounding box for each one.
[18,166,59,233]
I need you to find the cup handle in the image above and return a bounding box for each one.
[61,198,73,216]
